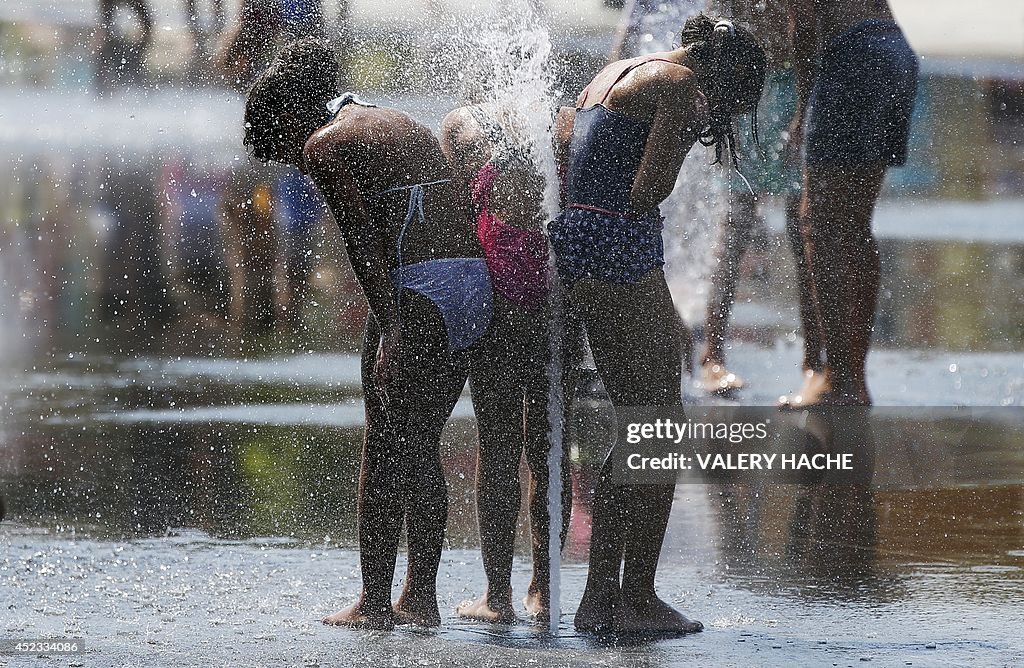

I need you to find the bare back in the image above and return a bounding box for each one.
[806,0,896,44]
[305,105,480,268]
[564,54,708,213]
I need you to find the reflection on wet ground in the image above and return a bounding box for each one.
[1,350,1022,665]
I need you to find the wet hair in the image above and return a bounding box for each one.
[679,13,767,167]
[243,38,339,163]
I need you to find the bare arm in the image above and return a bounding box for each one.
[553,106,576,208]
[630,71,700,213]
[305,139,398,334]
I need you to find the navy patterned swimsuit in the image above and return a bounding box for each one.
[550,58,675,286]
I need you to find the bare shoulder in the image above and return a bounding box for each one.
[440,106,475,135]
[303,121,352,178]
[304,106,421,171]
[642,61,699,106]
[553,106,576,141]
[555,105,576,123]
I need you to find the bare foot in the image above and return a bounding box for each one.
[616,596,703,636]
[394,590,441,627]
[777,369,831,410]
[523,584,548,621]
[810,389,871,407]
[574,589,617,634]
[456,590,517,624]
[322,599,397,630]
[701,361,745,395]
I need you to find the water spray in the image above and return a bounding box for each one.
[458,3,564,634]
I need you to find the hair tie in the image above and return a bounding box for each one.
[714,19,735,36]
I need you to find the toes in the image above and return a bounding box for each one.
[684,619,704,633]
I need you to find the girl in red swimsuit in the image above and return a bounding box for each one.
[440,104,573,624]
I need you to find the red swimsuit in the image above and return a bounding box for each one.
[470,163,549,312]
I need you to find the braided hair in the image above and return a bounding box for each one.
[244,38,339,163]
[679,13,767,167]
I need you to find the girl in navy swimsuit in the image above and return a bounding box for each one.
[553,13,766,636]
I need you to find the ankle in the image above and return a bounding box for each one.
[485,585,513,605]
[399,584,437,604]
[619,586,657,607]
[581,579,621,603]
[359,590,392,615]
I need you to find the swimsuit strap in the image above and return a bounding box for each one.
[394,183,426,271]
[583,57,679,107]
[326,92,376,117]
[372,178,451,323]
[377,178,451,196]
[385,178,451,269]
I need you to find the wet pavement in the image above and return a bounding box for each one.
[1,345,1022,667]
[1,510,1021,668]
[1,28,1023,668]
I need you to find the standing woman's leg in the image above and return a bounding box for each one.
[804,164,885,404]
[785,191,824,372]
[569,280,630,632]
[574,270,701,634]
[778,189,835,408]
[323,315,404,629]
[395,291,471,626]
[581,271,698,632]
[460,300,523,622]
[843,169,886,401]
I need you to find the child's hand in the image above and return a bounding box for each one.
[375,328,402,407]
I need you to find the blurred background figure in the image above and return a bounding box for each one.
[220,167,280,337]
[184,0,226,77]
[699,0,802,396]
[159,159,232,327]
[778,0,919,407]
[96,0,154,93]
[213,1,334,336]
[98,160,179,336]
[217,0,327,89]
[274,170,326,332]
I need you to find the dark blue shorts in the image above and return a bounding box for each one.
[805,20,919,168]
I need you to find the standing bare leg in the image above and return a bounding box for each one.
[803,164,886,405]
[701,189,756,394]
[460,304,523,623]
[573,270,702,635]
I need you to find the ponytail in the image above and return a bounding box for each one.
[679,13,767,168]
